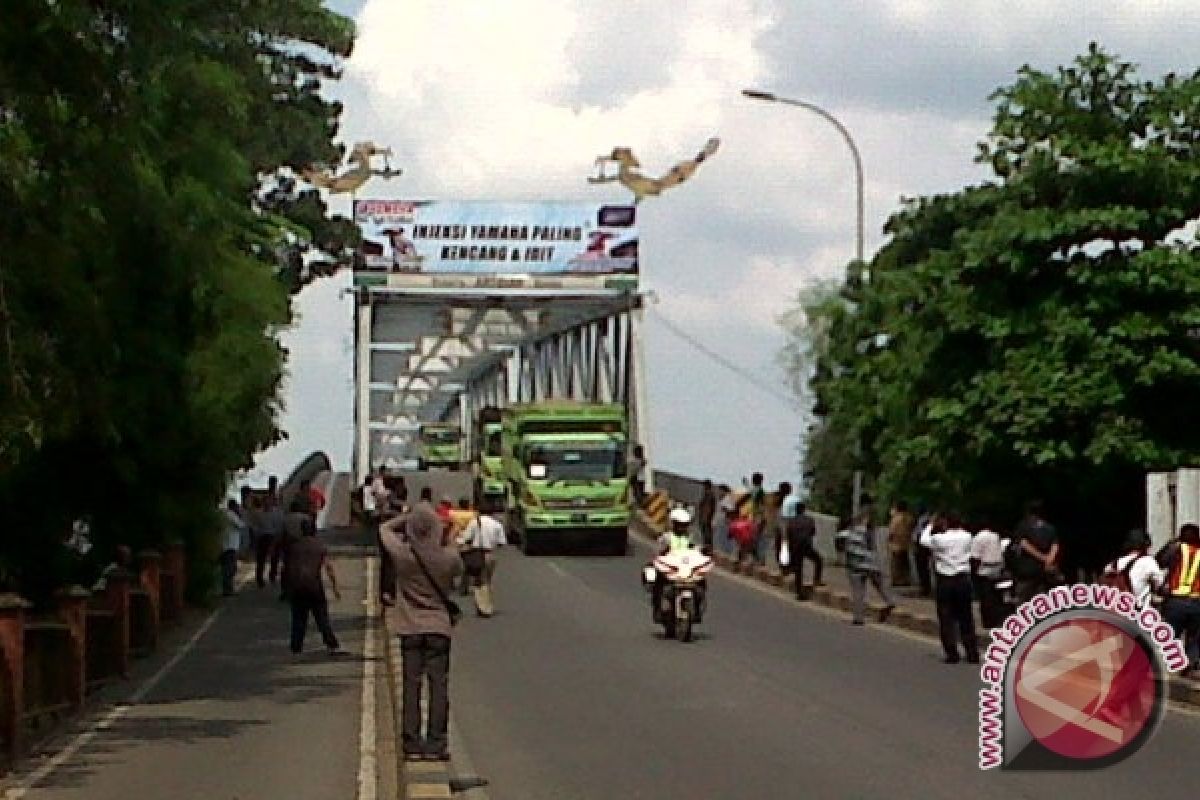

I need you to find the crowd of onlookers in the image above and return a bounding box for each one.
[681,477,1200,675]
[223,475,343,656]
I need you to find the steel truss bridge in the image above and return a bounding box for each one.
[353,283,652,487]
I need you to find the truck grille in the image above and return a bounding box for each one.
[542,497,617,510]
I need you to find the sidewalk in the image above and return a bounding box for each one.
[633,513,1200,708]
[2,529,380,800]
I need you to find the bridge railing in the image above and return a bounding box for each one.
[0,546,193,773]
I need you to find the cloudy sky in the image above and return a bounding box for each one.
[253,0,1200,489]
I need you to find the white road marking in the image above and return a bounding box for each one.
[357,557,379,800]
[546,562,569,579]
[4,570,254,798]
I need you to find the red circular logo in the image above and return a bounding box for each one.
[1013,617,1158,761]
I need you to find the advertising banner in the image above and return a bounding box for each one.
[354,200,638,277]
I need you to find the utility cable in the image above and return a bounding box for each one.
[645,304,800,410]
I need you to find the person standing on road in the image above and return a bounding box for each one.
[716,485,735,556]
[746,473,767,566]
[371,467,396,606]
[220,499,245,597]
[628,445,647,509]
[278,496,313,602]
[838,512,896,625]
[457,510,507,617]
[1013,501,1061,602]
[888,501,915,587]
[698,480,717,552]
[258,492,287,588]
[286,516,342,656]
[782,489,824,600]
[1160,523,1200,677]
[380,499,464,762]
[448,497,477,597]
[921,513,979,664]
[970,522,1006,628]
[911,506,934,597]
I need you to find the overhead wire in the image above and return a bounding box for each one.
[645,304,801,410]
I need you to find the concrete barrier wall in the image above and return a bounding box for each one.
[650,469,842,564]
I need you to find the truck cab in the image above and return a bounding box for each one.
[501,402,630,555]
[417,423,463,470]
[473,407,506,511]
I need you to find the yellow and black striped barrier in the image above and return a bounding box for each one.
[644,490,671,531]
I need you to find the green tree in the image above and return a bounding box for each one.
[0,1,356,602]
[795,45,1200,563]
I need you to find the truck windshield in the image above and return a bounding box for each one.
[527,444,624,481]
[422,429,459,444]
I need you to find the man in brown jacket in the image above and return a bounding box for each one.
[380,499,464,761]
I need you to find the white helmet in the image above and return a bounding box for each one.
[669,507,692,525]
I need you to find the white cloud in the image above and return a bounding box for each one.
[262,0,1199,493]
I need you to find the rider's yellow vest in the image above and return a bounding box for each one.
[668,533,692,552]
[1168,542,1200,598]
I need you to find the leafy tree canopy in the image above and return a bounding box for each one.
[0,1,357,603]
[792,45,1200,565]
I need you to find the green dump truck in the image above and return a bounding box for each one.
[473,407,506,511]
[417,422,463,470]
[501,401,630,555]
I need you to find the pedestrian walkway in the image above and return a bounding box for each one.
[3,530,375,800]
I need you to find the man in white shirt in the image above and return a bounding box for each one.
[1103,530,1164,608]
[370,467,395,605]
[920,513,979,664]
[457,511,507,617]
[970,527,1006,628]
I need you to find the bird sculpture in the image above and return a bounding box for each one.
[588,137,720,203]
[302,141,401,193]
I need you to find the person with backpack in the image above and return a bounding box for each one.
[1100,529,1164,608]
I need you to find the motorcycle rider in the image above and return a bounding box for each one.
[651,507,706,622]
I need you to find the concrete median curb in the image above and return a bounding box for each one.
[631,511,1200,711]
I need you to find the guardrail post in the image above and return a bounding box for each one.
[56,586,90,710]
[0,594,31,761]
[103,569,132,678]
[137,550,162,649]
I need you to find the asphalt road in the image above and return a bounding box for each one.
[450,542,1200,800]
[10,531,373,800]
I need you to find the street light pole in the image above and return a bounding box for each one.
[741,89,864,266]
[743,88,868,521]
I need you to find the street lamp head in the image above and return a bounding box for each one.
[742,88,776,101]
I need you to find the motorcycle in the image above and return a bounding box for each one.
[641,548,713,642]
